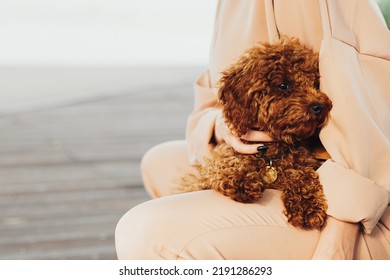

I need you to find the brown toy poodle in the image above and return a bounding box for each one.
[180,37,332,230]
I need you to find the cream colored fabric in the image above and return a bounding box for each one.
[316,0,390,233]
[186,0,390,234]
[116,140,390,259]
[116,0,390,259]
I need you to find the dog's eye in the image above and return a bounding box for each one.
[278,83,290,91]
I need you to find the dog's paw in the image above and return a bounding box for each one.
[218,185,264,203]
[304,209,327,230]
[284,205,327,230]
[285,214,305,229]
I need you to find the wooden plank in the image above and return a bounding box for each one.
[0,241,118,260]
[0,161,141,184]
[0,68,196,259]
[0,196,148,221]
[0,187,142,207]
[0,178,137,194]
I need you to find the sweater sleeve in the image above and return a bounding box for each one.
[316,0,390,233]
[185,71,219,165]
[318,160,390,234]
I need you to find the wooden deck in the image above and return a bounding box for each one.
[0,67,199,259]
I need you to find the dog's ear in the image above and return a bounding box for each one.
[218,59,264,137]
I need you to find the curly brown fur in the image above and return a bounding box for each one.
[180,37,332,230]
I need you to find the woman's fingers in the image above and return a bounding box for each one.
[226,130,272,154]
[214,110,272,154]
[241,130,273,142]
[225,134,266,154]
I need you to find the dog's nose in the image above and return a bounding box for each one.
[310,103,325,115]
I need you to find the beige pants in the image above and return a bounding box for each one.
[115,141,390,259]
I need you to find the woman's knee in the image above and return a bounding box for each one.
[140,140,190,197]
[115,195,198,259]
[140,145,161,197]
[115,201,174,259]
[115,191,229,259]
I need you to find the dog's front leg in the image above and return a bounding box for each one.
[281,168,327,230]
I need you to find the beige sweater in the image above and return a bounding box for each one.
[185,0,390,234]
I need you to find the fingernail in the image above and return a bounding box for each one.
[256,145,268,158]
[257,145,268,152]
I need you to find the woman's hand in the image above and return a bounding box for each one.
[214,110,273,154]
[312,216,360,260]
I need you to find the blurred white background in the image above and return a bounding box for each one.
[0,0,217,66]
[0,0,217,113]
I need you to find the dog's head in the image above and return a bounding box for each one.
[218,37,332,145]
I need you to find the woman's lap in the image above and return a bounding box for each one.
[118,140,321,259]
[115,189,322,259]
[115,140,386,259]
